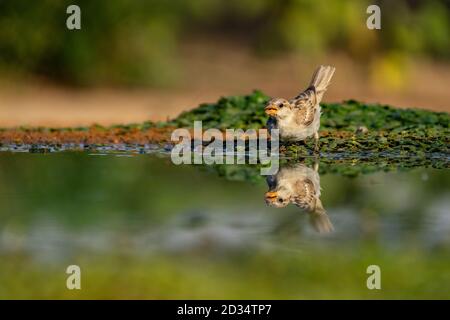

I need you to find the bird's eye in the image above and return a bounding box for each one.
[278,103,284,108]
[278,198,283,203]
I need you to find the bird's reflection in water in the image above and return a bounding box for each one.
[264,162,333,234]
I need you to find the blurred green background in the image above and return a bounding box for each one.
[0,0,448,86]
[0,0,449,128]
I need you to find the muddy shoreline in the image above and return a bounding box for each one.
[0,126,174,146]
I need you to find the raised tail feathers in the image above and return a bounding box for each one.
[309,198,334,234]
[309,65,335,103]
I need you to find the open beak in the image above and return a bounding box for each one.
[265,105,278,116]
[265,191,278,202]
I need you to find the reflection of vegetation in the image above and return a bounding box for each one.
[208,155,448,182]
[0,153,447,225]
[0,1,448,85]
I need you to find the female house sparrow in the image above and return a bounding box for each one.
[265,163,333,234]
[265,65,336,151]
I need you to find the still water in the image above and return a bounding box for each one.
[0,152,449,298]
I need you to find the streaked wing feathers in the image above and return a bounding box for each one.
[291,88,317,126]
[295,178,316,208]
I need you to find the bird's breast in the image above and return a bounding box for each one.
[279,125,316,141]
[278,109,321,141]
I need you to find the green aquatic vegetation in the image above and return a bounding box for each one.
[169,90,449,158]
[177,91,450,178]
[170,90,449,131]
[282,131,448,157]
[169,90,270,130]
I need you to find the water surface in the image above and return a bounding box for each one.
[0,152,449,298]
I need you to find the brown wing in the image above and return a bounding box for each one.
[293,178,316,210]
[291,88,317,126]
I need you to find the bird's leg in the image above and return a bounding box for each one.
[313,131,320,154]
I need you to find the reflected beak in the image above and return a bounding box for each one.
[265,191,278,202]
[265,105,278,116]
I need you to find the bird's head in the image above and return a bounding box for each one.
[265,98,291,119]
[264,187,291,208]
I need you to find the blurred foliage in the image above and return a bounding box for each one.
[0,0,187,85]
[0,0,448,85]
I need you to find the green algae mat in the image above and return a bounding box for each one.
[169,90,449,156]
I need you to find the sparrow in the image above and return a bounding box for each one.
[264,162,333,234]
[265,65,336,152]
